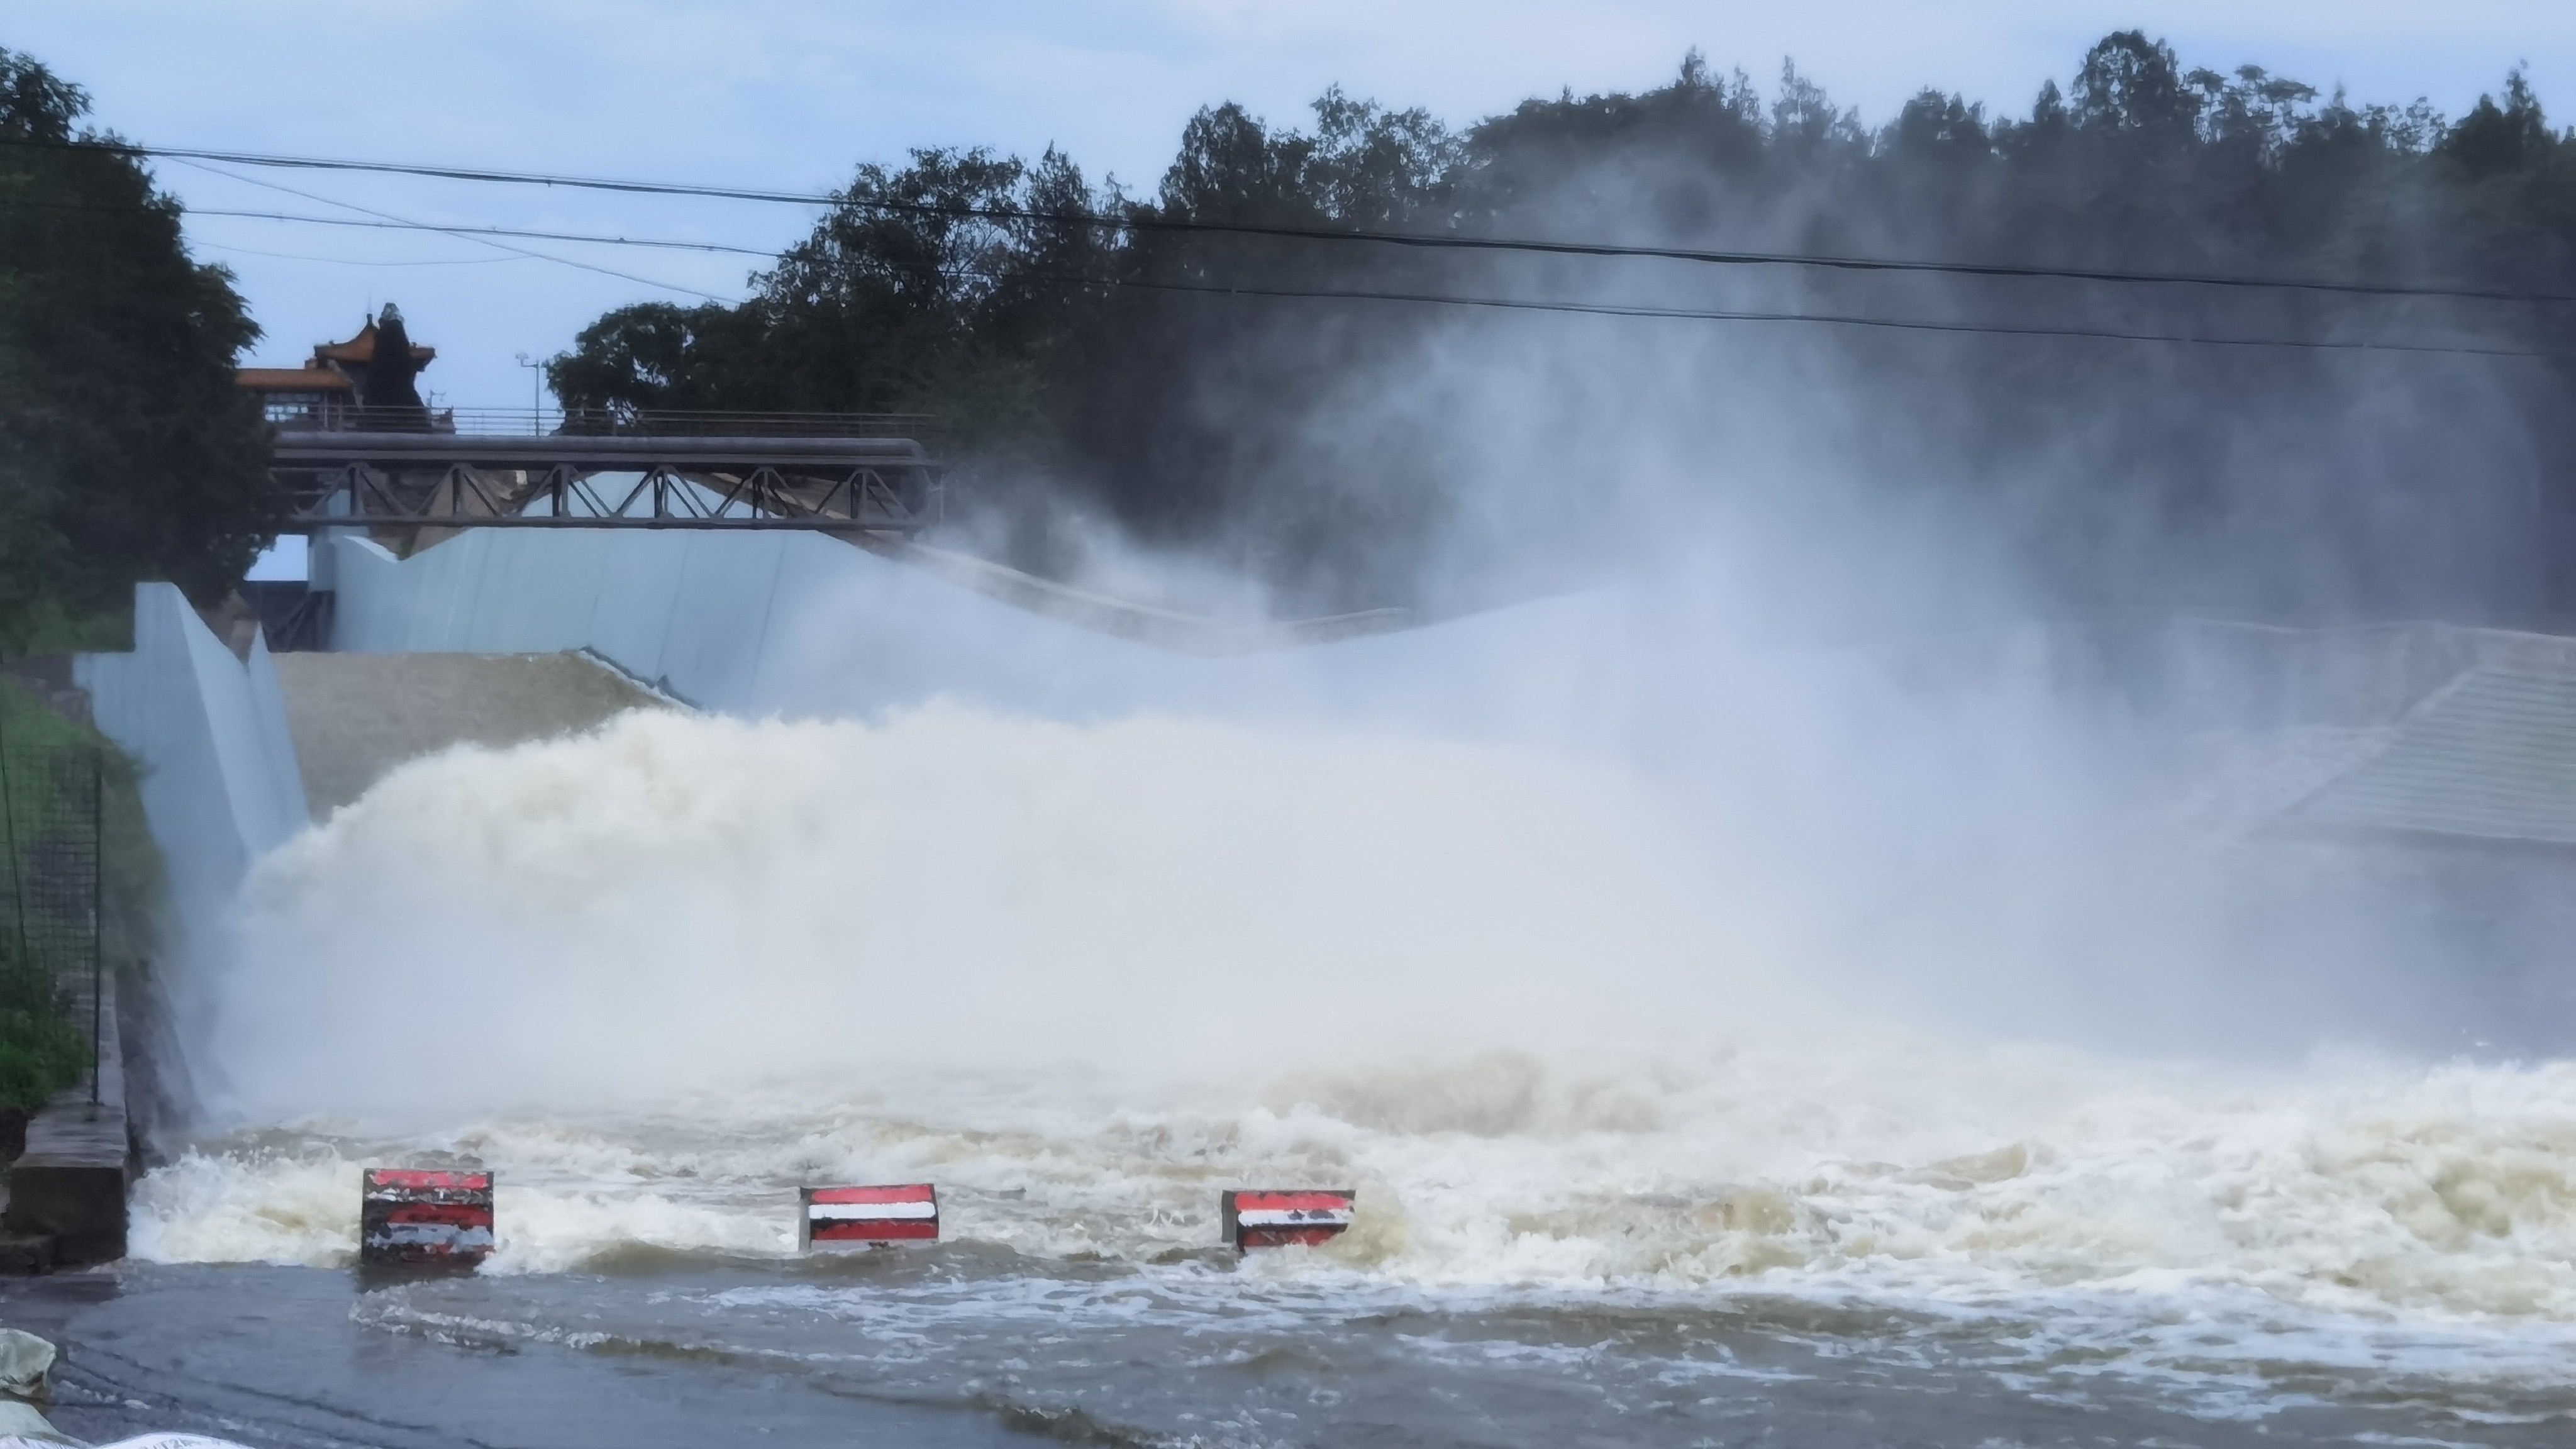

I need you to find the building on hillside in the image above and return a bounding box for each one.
[236,304,443,430]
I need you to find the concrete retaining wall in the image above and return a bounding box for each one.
[75,586,308,931]
[326,528,815,707]
[319,529,1265,718]
[74,585,310,1136]
[313,527,1607,733]
[1880,617,2576,731]
[6,973,129,1267]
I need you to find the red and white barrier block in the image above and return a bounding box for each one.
[1221,1189,1356,1250]
[801,1184,939,1248]
[360,1169,495,1267]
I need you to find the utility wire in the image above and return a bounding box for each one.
[188,208,780,256]
[170,157,738,302]
[32,197,784,255]
[195,240,526,267]
[9,135,2573,307]
[987,266,2566,358]
[25,192,2554,357]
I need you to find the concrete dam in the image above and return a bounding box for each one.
[87,523,2576,1028]
[30,501,2576,1275]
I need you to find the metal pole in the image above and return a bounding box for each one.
[89,748,102,1107]
[0,682,28,985]
[516,353,541,432]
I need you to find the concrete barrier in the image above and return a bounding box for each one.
[5,973,130,1266]
[319,527,1209,712]
[799,1184,938,1248]
[1221,1190,1355,1251]
[75,585,309,1137]
[75,585,308,932]
[359,1169,495,1267]
[312,528,1436,719]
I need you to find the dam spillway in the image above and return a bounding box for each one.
[270,652,671,818]
[42,531,2576,1449]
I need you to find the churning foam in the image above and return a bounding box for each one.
[202,702,1779,1121]
[138,1036,2576,1350]
[139,702,2576,1387]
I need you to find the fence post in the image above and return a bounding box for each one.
[89,747,103,1108]
[0,694,25,979]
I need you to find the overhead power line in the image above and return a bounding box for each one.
[25,192,2560,357]
[35,199,777,255]
[9,135,2574,307]
[1070,272,2563,358]
[196,241,526,267]
[190,208,779,257]
[170,157,734,302]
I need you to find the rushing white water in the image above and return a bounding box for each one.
[143,1035,2576,1316]
[201,702,1792,1116]
[133,697,2576,1421]
[136,1025,2576,1416]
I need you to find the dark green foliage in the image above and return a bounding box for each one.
[0,48,279,646]
[555,148,1114,441]
[0,680,153,1114]
[0,679,156,973]
[552,35,2576,623]
[552,301,759,414]
[0,1006,89,1111]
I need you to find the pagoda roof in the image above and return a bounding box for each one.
[311,318,435,367]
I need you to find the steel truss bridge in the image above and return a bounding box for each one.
[274,426,940,536]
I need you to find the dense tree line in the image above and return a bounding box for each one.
[560,33,2576,624]
[0,49,278,648]
[0,50,216,1106]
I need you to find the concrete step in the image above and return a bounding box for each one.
[0,1231,55,1275]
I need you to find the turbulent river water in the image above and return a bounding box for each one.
[121,697,2576,1446]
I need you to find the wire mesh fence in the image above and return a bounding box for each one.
[0,742,104,1108]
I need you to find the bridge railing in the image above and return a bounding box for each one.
[265,403,941,441]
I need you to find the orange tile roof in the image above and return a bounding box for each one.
[311,319,434,367]
[237,367,353,391]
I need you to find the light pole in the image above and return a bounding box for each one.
[514,352,543,431]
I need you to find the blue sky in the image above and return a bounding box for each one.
[10,1,2570,408]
